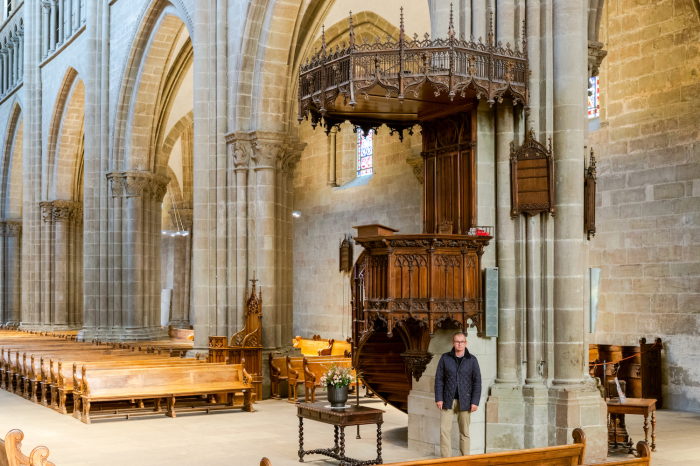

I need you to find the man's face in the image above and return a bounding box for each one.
[453,336,467,350]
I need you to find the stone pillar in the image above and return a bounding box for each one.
[39,201,53,327]
[17,30,22,81]
[231,136,250,331]
[328,127,337,186]
[429,0,452,39]
[57,0,64,46]
[251,132,283,350]
[549,0,607,460]
[74,0,80,32]
[0,220,5,324]
[65,0,73,39]
[49,0,57,53]
[9,39,15,87]
[52,201,73,329]
[5,221,21,325]
[181,210,193,328]
[1,49,7,94]
[42,2,50,59]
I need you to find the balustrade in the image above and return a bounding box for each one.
[0,1,22,100]
[37,0,84,62]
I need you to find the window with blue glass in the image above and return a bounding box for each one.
[588,76,600,119]
[357,130,373,177]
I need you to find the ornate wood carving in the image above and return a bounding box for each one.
[298,8,529,138]
[510,129,554,217]
[339,234,353,273]
[421,109,477,234]
[585,148,597,240]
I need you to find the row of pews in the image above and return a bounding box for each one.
[269,335,354,403]
[0,327,255,424]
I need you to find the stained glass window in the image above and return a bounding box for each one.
[357,130,373,177]
[588,76,600,119]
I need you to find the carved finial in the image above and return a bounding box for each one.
[488,11,494,46]
[448,4,455,39]
[588,147,597,178]
[321,25,326,58]
[400,7,404,36]
[348,11,355,48]
[250,271,258,289]
[522,19,527,55]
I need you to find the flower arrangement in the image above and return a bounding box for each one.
[319,363,355,389]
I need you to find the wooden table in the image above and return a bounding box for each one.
[297,402,384,466]
[606,398,656,452]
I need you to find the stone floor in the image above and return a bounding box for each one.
[1,387,698,465]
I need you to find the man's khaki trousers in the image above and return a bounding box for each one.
[439,400,471,457]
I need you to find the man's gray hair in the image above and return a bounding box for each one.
[453,332,467,340]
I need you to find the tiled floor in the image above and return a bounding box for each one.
[1,388,698,465]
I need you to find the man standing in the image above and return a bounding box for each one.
[434,332,482,457]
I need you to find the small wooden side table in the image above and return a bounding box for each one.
[606,398,656,452]
[297,402,384,466]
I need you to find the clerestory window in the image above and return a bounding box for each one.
[588,76,600,119]
[357,130,373,177]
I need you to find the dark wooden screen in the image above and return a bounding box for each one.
[510,129,554,217]
[421,108,476,234]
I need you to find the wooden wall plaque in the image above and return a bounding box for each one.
[510,129,554,217]
[585,148,597,240]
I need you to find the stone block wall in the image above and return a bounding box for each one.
[589,0,700,411]
[292,120,422,340]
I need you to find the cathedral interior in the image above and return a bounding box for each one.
[0,0,699,465]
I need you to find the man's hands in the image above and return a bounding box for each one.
[471,404,477,413]
[436,401,443,410]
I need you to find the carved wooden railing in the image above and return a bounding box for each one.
[298,8,528,135]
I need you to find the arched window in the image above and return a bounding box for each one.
[357,129,373,176]
[588,76,600,119]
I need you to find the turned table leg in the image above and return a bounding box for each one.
[334,425,339,453]
[298,416,304,462]
[377,423,383,464]
[643,414,649,445]
[651,411,656,452]
[340,426,346,459]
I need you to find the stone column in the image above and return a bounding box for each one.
[180,209,193,328]
[251,132,284,350]
[0,221,5,324]
[52,201,74,329]
[57,0,64,46]
[73,0,80,32]
[49,0,57,53]
[123,173,147,339]
[1,49,7,94]
[17,31,22,82]
[5,221,21,325]
[328,127,337,186]
[42,2,50,59]
[281,142,303,342]
[9,39,15,87]
[231,136,250,331]
[429,0,452,39]
[39,201,53,327]
[549,0,607,460]
[65,0,73,40]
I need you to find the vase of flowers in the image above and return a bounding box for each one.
[320,363,355,408]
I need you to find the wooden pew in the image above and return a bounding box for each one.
[79,363,254,423]
[168,326,194,341]
[1,429,56,466]
[302,357,355,403]
[260,430,652,466]
[293,335,333,356]
[269,353,349,399]
[285,355,355,403]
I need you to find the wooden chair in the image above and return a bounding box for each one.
[259,429,652,466]
[0,429,56,466]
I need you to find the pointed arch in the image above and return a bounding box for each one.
[45,67,85,201]
[111,0,192,174]
[1,100,22,218]
[158,109,193,170]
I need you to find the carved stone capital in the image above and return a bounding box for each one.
[225,132,252,170]
[52,200,80,222]
[588,40,607,79]
[250,131,286,169]
[279,140,306,175]
[39,201,53,223]
[107,171,170,200]
[5,221,21,237]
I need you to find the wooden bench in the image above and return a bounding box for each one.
[293,335,333,356]
[269,353,348,399]
[79,362,254,423]
[260,429,652,466]
[1,429,56,466]
[303,357,355,403]
[285,355,354,403]
[168,326,194,341]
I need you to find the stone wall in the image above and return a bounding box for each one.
[590,0,700,411]
[292,120,422,340]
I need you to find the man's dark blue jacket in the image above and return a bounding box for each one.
[434,347,482,410]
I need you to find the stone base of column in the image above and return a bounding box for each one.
[523,384,549,449]
[485,384,525,452]
[548,383,608,462]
